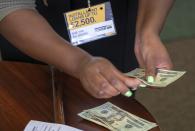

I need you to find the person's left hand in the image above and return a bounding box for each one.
[134,33,173,81]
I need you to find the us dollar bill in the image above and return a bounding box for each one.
[78,102,157,131]
[124,68,186,87]
[78,110,113,130]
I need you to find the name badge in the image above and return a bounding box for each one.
[64,2,117,46]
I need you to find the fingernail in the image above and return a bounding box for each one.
[124,90,133,97]
[139,84,147,88]
[147,76,154,83]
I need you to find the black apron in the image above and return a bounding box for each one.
[0,0,138,72]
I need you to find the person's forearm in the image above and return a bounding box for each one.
[0,9,92,78]
[136,0,175,37]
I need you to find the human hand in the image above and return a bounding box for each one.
[134,33,173,82]
[76,57,141,99]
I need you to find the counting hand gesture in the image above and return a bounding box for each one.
[77,57,141,98]
[134,34,173,83]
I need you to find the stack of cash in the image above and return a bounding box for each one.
[78,102,157,131]
[124,68,186,88]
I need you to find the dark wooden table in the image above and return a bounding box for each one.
[0,61,160,131]
[0,61,53,131]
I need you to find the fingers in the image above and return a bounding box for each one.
[156,62,173,70]
[134,35,174,85]
[83,72,120,99]
[101,67,141,96]
[97,76,120,98]
[123,77,141,90]
[87,71,131,98]
[100,68,132,96]
[101,72,128,94]
[145,60,173,84]
[145,65,156,83]
[79,57,141,99]
[110,79,131,96]
[114,68,141,89]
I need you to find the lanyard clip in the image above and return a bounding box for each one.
[87,0,91,11]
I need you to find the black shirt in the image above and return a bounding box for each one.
[1,0,138,72]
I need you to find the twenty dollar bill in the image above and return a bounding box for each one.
[78,102,157,131]
[124,68,186,87]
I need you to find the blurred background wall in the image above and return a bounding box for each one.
[161,0,195,41]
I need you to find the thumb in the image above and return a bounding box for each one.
[114,69,141,89]
[145,65,156,84]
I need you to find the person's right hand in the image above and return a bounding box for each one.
[76,57,141,99]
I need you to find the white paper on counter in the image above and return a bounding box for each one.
[24,120,83,131]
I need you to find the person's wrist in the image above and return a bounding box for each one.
[136,30,160,45]
[74,54,93,79]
